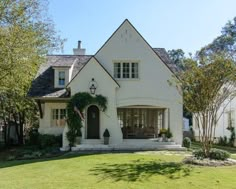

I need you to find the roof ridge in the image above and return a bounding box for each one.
[47,54,93,56]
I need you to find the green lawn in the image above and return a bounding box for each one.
[191,141,236,154]
[0,152,236,189]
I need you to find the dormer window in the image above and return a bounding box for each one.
[58,71,65,86]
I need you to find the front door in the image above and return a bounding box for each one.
[87,105,100,139]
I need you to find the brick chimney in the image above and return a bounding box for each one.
[73,40,86,55]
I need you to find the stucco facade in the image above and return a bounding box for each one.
[32,19,183,149]
[193,96,236,146]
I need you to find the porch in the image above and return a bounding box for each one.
[117,107,168,139]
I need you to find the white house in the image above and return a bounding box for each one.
[28,19,183,150]
[193,96,236,146]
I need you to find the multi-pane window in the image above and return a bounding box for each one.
[122,62,130,78]
[52,109,67,127]
[131,63,138,78]
[58,71,65,86]
[114,62,139,79]
[114,63,121,78]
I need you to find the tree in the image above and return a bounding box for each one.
[168,49,186,70]
[0,90,38,145]
[0,0,64,145]
[0,0,64,91]
[198,17,236,61]
[180,56,236,156]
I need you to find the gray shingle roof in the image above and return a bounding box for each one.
[28,55,91,98]
[28,48,178,98]
[153,48,180,73]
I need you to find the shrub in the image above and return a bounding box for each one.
[218,136,228,146]
[103,129,110,137]
[228,127,235,147]
[28,128,40,145]
[38,134,62,148]
[166,128,173,138]
[193,149,206,159]
[209,148,230,160]
[183,137,191,148]
[193,148,230,160]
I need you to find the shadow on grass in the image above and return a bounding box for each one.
[90,160,192,182]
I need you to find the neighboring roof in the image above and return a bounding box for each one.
[153,48,180,73]
[28,55,91,98]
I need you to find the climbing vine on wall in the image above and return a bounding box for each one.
[66,92,107,146]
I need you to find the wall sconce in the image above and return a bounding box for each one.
[89,78,97,95]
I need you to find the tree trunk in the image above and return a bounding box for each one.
[18,112,25,145]
[13,113,20,144]
[7,120,11,146]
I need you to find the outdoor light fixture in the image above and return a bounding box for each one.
[89,78,97,95]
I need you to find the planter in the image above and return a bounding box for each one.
[162,134,167,142]
[104,137,109,145]
[157,137,163,142]
[75,136,82,145]
[167,138,172,142]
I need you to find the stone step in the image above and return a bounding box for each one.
[71,143,185,152]
[82,139,103,145]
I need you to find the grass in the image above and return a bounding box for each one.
[0,152,236,189]
[191,141,236,154]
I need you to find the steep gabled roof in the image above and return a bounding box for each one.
[28,55,91,98]
[28,19,180,98]
[95,19,179,76]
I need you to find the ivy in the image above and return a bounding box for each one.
[66,92,107,147]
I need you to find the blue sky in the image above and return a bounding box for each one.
[48,0,236,55]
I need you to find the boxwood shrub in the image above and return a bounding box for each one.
[183,137,191,148]
[193,148,230,160]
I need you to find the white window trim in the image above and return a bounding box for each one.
[51,108,67,127]
[113,60,140,80]
[58,71,66,86]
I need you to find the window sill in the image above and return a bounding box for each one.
[115,78,140,81]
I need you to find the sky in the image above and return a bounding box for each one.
[48,0,236,55]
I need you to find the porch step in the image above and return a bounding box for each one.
[71,143,185,152]
[72,144,110,151]
[81,139,103,145]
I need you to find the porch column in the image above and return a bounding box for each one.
[164,108,169,129]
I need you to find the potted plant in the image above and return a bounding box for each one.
[159,128,167,141]
[103,129,110,145]
[75,129,82,145]
[166,128,173,142]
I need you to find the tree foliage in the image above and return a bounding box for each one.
[180,56,236,156]
[198,17,236,61]
[0,0,64,146]
[168,49,186,70]
[0,0,64,91]
[66,92,107,147]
